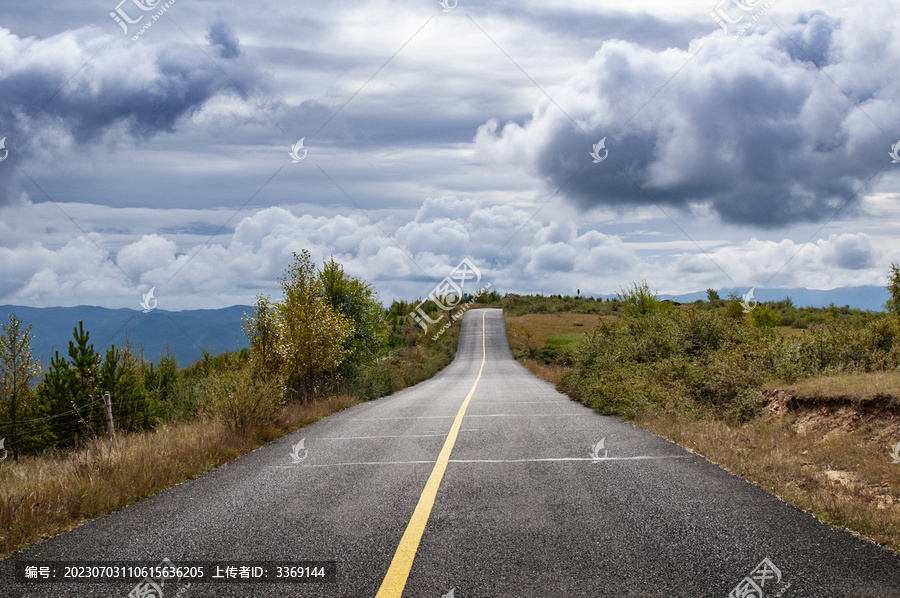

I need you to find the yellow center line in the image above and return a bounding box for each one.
[375,310,487,598]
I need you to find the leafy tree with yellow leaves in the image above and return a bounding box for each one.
[246,251,353,402]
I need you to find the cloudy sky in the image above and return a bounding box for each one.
[1,0,899,310]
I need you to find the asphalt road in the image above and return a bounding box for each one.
[3,308,899,597]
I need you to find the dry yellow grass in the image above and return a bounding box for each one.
[777,371,900,403]
[0,394,358,559]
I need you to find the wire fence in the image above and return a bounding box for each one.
[0,390,180,456]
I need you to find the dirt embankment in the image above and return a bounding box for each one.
[764,387,900,442]
[762,385,900,515]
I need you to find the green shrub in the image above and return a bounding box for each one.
[724,299,745,320]
[617,280,667,318]
[727,389,764,423]
[674,307,745,357]
[779,308,797,327]
[686,348,766,406]
[750,305,780,330]
[792,318,809,329]
[201,365,285,432]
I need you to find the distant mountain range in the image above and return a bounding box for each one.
[0,305,251,369]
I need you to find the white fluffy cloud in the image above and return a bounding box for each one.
[0,196,892,309]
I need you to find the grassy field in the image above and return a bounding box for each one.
[507,311,900,553]
[505,312,602,348]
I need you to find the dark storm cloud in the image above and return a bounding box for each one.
[476,11,900,228]
[0,26,263,204]
[206,19,241,59]
[0,39,256,142]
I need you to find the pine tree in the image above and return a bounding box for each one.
[36,350,76,446]
[68,321,102,434]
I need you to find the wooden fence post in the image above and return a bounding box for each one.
[103,391,115,439]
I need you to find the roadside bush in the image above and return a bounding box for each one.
[750,305,780,332]
[565,307,760,418]
[341,360,397,402]
[866,316,900,355]
[338,325,459,401]
[724,299,745,320]
[523,344,573,366]
[527,276,900,424]
[726,388,765,423]
[686,348,766,407]
[674,307,746,357]
[617,280,667,318]
[201,365,285,433]
[779,308,797,327]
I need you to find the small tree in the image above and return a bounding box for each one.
[886,262,900,316]
[319,257,389,377]
[0,314,41,461]
[244,294,282,376]
[35,351,74,447]
[706,288,720,302]
[69,321,102,434]
[100,342,156,432]
[244,251,353,402]
[278,251,352,401]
